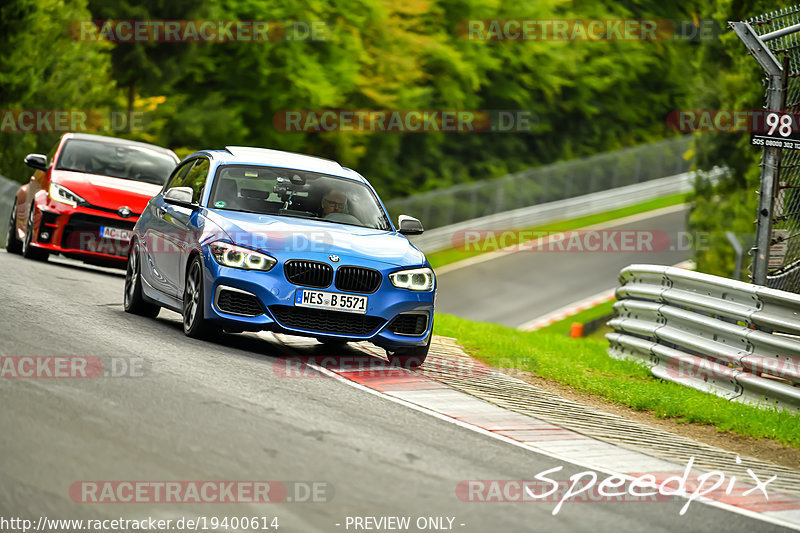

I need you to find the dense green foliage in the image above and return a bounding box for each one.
[0,0,116,182]
[3,0,780,278]
[688,1,795,278]
[1,0,703,201]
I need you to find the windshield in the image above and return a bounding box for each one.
[209,165,392,231]
[56,139,177,185]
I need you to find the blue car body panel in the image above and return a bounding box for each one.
[133,147,435,349]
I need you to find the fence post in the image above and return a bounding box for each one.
[730,21,787,285]
[494,182,505,212]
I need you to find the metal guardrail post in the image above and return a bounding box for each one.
[608,264,800,412]
[726,231,744,281]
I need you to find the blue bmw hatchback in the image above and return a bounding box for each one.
[123,146,435,367]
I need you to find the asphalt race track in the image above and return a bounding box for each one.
[435,206,690,327]
[0,250,791,532]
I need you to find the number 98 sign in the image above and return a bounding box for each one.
[751,111,800,150]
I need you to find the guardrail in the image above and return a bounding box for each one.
[0,174,19,249]
[607,264,800,412]
[408,169,721,254]
[387,136,692,231]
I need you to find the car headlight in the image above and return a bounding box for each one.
[389,267,435,291]
[49,183,86,207]
[209,242,276,271]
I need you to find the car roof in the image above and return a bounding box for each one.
[61,132,179,160]
[198,146,367,183]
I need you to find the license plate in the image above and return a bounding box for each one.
[100,226,132,242]
[295,289,367,314]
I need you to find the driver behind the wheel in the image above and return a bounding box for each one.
[321,189,347,217]
[63,151,92,172]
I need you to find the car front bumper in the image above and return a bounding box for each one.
[29,195,137,263]
[200,250,435,348]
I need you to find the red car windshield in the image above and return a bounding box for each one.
[56,139,176,185]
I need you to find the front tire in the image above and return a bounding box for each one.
[124,240,160,318]
[6,198,22,254]
[387,331,432,368]
[183,256,218,339]
[21,204,48,261]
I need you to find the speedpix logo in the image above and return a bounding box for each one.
[457,457,776,516]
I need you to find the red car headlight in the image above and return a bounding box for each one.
[49,183,86,207]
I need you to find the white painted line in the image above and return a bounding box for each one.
[516,258,696,331]
[302,358,800,530]
[768,510,800,524]
[517,287,616,331]
[528,440,628,452]
[435,203,688,276]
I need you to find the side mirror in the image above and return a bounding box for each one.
[24,154,48,171]
[397,214,424,235]
[164,187,198,210]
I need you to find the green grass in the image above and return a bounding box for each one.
[428,192,689,270]
[433,312,800,449]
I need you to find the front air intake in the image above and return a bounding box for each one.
[387,313,429,336]
[284,260,334,288]
[216,288,264,317]
[335,266,382,293]
[270,306,385,336]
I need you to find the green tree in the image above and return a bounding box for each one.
[686,0,791,278]
[0,0,116,182]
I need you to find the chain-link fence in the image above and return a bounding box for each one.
[737,7,800,293]
[385,136,691,231]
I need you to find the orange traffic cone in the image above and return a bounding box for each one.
[569,322,584,338]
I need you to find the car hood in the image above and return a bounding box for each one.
[204,210,426,267]
[52,171,163,213]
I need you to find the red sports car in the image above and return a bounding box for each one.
[6,133,179,266]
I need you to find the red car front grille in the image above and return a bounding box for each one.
[61,213,135,257]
